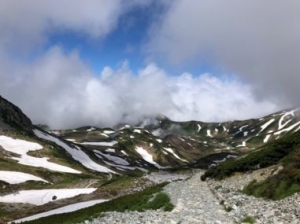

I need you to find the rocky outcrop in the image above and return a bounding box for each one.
[0,95,33,133]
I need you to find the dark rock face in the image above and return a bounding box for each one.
[0,95,33,134]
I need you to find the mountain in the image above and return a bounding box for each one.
[1,94,300,222]
[0,95,33,134]
[57,108,300,169]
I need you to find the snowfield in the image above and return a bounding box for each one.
[135,147,163,168]
[0,188,96,205]
[81,141,118,147]
[163,148,188,162]
[11,199,108,223]
[34,129,117,174]
[0,171,48,184]
[94,150,129,165]
[0,135,81,174]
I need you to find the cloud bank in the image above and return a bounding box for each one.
[0,47,279,128]
[148,0,300,104]
[0,1,287,128]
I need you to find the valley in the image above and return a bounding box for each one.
[1,95,300,223]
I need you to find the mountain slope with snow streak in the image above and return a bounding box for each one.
[0,135,80,174]
[34,129,117,174]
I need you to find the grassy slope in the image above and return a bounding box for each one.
[21,183,173,224]
[201,131,300,200]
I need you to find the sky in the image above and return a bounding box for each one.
[0,0,299,129]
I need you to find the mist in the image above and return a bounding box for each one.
[0,47,279,129]
[148,0,300,105]
[0,0,291,129]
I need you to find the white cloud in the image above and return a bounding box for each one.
[0,0,150,54]
[148,0,300,105]
[0,47,280,128]
[0,1,286,128]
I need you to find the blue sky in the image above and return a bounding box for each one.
[45,2,162,74]
[0,0,298,128]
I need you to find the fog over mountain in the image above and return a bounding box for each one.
[1,1,298,128]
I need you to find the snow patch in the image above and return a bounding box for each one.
[274,121,300,135]
[94,151,129,166]
[135,147,163,168]
[237,141,246,147]
[263,134,271,143]
[103,130,115,135]
[259,118,275,133]
[197,124,202,132]
[34,130,117,174]
[278,110,296,130]
[11,199,108,223]
[0,188,96,205]
[133,129,142,134]
[163,148,188,162]
[0,135,80,174]
[81,141,118,147]
[121,150,128,156]
[105,148,115,153]
[0,171,48,184]
[207,130,212,137]
[87,127,95,132]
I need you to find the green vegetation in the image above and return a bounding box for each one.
[21,183,173,224]
[241,216,255,223]
[202,131,300,200]
[202,131,300,180]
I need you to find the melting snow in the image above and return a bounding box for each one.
[103,130,115,135]
[66,139,76,142]
[179,137,185,142]
[278,110,296,130]
[156,139,163,143]
[81,141,118,147]
[34,130,117,174]
[244,131,248,137]
[133,129,142,134]
[100,133,109,138]
[237,141,246,147]
[121,150,128,156]
[11,199,108,223]
[239,125,248,131]
[119,125,131,130]
[207,130,213,137]
[163,148,188,162]
[274,121,300,135]
[87,127,95,132]
[94,151,129,165]
[259,119,275,133]
[0,188,96,205]
[135,147,163,168]
[0,171,48,184]
[264,134,271,143]
[105,148,115,153]
[197,124,202,132]
[0,136,80,174]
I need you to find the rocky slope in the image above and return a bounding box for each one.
[0,95,33,133]
[82,169,300,224]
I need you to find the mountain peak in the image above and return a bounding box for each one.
[0,95,33,134]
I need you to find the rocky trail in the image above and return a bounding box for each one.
[84,171,235,224]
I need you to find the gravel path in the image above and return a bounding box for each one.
[84,171,235,224]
